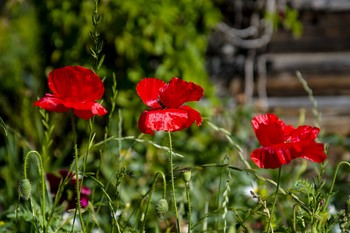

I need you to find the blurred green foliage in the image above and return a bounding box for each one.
[0,0,222,137]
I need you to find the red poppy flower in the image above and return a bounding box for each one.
[34,66,108,120]
[46,170,91,209]
[251,113,326,169]
[136,77,204,135]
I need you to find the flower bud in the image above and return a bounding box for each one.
[18,179,31,200]
[183,170,192,183]
[156,198,168,219]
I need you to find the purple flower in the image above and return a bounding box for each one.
[47,170,91,210]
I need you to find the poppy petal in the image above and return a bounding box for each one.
[74,110,94,120]
[180,106,202,127]
[159,77,204,108]
[91,102,108,115]
[136,78,166,108]
[290,126,320,143]
[251,114,287,147]
[73,103,108,120]
[48,66,104,101]
[138,108,200,134]
[251,143,297,169]
[299,142,326,163]
[34,95,69,113]
[251,113,326,169]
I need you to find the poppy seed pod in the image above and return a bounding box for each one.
[156,198,169,219]
[183,170,192,183]
[19,179,31,200]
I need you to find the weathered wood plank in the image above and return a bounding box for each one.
[261,96,350,135]
[265,74,350,96]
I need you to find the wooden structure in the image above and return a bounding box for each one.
[265,1,350,136]
[207,0,350,137]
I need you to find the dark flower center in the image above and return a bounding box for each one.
[157,98,165,109]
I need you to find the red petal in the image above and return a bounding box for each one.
[74,110,94,120]
[289,125,320,143]
[91,102,108,116]
[251,114,288,147]
[138,112,155,135]
[299,142,326,163]
[138,108,201,134]
[136,78,166,108]
[180,106,202,127]
[34,95,69,112]
[48,66,104,101]
[251,143,297,169]
[73,103,108,120]
[159,77,204,108]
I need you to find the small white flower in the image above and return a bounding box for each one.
[242,181,259,201]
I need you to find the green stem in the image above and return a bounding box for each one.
[185,182,192,233]
[206,121,251,169]
[89,175,121,233]
[168,131,180,233]
[267,167,282,233]
[70,114,85,233]
[140,171,167,232]
[24,151,47,232]
[292,205,298,232]
[46,174,71,228]
[81,119,95,232]
[323,161,350,210]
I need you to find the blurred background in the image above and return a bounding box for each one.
[0,0,350,230]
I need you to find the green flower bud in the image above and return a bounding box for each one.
[156,198,168,219]
[183,170,192,183]
[19,179,31,200]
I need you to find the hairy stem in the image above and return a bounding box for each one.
[71,114,85,233]
[168,132,180,233]
[324,161,350,210]
[267,167,282,232]
[185,182,192,233]
[140,171,167,232]
[24,151,46,232]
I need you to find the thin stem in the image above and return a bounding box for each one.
[292,205,298,232]
[267,167,282,233]
[160,171,167,199]
[90,0,104,72]
[206,121,251,169]
[323,161,350,210]
[24,151,47,232]
[296,71,321,127]
[46,174,71,228]
[70,114,85,233]
[81,119,95,232]
[140,171,167,232]
[185,182,192,233]
[168,131,180,233]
